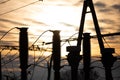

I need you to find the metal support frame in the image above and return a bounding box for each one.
[76,0,116,80]
[83,33,91,80]
[52,30,61,80]
[77,0,104,52]
[19,28,28,80]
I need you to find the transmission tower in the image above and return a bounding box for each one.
[67,0,117,80]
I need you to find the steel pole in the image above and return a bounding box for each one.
[19,28,28,80]
[52,30,61,80]
[83,33,91,80]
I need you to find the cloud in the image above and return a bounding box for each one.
[0,30,7,33]
[98,8,111,13]
[0,40,18,46]
[59,22,78,31]
[94,1,113,14]
[0,23,8,28]
[0,18,28,25]
[60,22,75,27]
[94,1,106,8]
[99,19,115,24]
[111,4,120,11]
[94,1,120,13]
[98,19,120,32]
[24,18,48,26]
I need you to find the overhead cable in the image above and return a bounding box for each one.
[0,27,18,41]
[0,0,41,16]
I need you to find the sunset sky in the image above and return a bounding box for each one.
[0,0,120,56]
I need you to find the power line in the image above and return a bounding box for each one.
[61,32,78,46]
[0,0,10,4]
[102,37,120,56]
[0,0,42,16]
[0,27,18,41]
[30,30,52,48]
[1,49,12,60]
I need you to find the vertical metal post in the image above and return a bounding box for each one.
[19,28,28,80]
[83,33,91,80]
[52,30,61,80]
